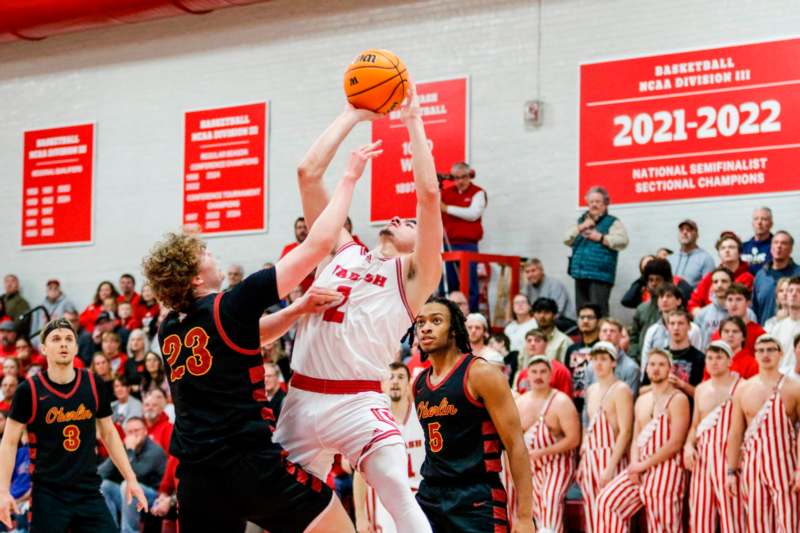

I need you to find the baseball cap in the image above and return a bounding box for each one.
[0,321,15,332]
[678,219,698,230]
[46,279,60,287]
[755,333,782,350]
[589,341,618,360]
[465,313,488,329]
[527,355,551,368]
[707,340,733,358]
[95,311,113,324]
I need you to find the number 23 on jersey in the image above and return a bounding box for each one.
[161,327,214,382]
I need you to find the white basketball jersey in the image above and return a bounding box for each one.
[291,242,415,381]
[366,403,425,533]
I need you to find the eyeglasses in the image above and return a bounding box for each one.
[578,315,597,321]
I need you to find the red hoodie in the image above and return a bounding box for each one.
[147,412,173,452]
[688,262,754,313]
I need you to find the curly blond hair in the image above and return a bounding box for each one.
[142,232,205,313]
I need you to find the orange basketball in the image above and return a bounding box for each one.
[344,49,408,114]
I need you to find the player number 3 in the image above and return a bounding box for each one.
[62,424,80,452]
[161,327,214,382]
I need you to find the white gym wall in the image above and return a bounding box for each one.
[1,0,799,318]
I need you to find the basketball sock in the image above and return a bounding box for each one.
[361,444,432,533]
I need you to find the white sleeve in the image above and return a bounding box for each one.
[445,190,487,221]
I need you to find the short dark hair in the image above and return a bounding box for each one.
[113,375,129,387]
[40,318,77,344]
[725,283,751,301]
[643,258,673,281]
[120,273,135,284]
[716,231,742,252]
[490,332,511,352]
[787,276,800,287]
[667,309,692,324]
[656,283,683,301]
[295,217,305,225]
[388,361,410,379]
[531,297,558,314]
[719,316,746,340]
[577,303,602,319]
[525,328,548,341]
[711,266,734,281]
[125,416,146,427]
[774,230,795,245]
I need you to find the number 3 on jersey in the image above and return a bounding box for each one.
[161,327,214,382]
[62,424,80,452]
[322,286,352,324]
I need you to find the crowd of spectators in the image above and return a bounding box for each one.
[1,178,799,531]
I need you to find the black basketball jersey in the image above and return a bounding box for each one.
[413,354,503,484]
[9,369,109,492]
[157,268,279,466]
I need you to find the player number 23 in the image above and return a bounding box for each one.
[161,327,214,382]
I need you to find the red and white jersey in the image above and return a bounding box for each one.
[366,402,425,533]
[292,242,415,381]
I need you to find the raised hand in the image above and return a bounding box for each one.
[345,140,383,180]
[343,101,383,123]
[398,81,422,125]
[295,287,345,315]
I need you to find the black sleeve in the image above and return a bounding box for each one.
[689,349,706,386]
[96,375,113,418]
[621,279,645,309]
[8,381,32,425]
[220,267,279,325]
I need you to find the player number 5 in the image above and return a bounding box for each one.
[428,422,443,453]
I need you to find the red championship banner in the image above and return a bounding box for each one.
[21,123,94,248]
[580,38,800,206]
[183,102,268,235]
[370,76,469,223]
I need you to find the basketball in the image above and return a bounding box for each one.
[344,49,408,114]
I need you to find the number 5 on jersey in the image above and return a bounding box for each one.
[161,327,214,382]
[427,422,443,453]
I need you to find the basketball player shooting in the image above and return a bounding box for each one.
[263,83,442,533]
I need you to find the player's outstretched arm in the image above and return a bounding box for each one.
[401,83,444,313]
[276,142,381,298]
[259,287,344,345]
[96,417,149,513]
[468,360,534,533]
[297,104,380,230]
[0,419,24,529]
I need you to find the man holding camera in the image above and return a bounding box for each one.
[440,162,487,312]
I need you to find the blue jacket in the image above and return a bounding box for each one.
[753,259,800,324]
[568,213,619,285]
